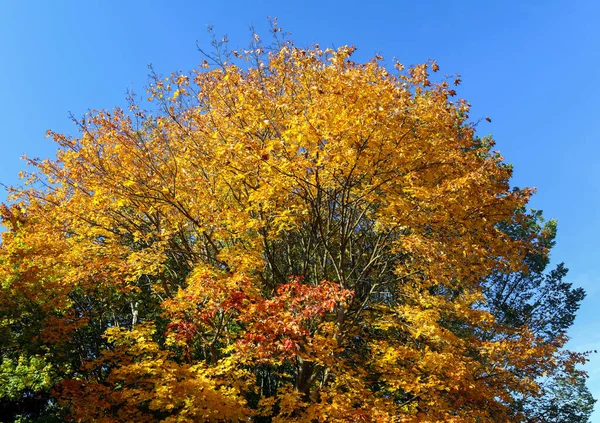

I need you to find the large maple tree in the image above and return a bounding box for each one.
[0,29,592,422]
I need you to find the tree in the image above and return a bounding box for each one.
[0,29,593,422]
[483,209,595,422]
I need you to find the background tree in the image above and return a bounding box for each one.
[483,208,595,421]
[0,28,593,422]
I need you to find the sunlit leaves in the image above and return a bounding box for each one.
[0,33,589,422]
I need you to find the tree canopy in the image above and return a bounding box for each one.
[0,30,594,422]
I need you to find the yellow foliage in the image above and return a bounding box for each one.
[0,34,580,422]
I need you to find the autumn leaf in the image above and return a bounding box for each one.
[0,29,589,423]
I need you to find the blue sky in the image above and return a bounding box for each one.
[1,0,598,417]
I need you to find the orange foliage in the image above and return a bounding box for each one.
[0,31,584,422]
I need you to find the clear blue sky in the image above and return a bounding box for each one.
[1,0,598,417]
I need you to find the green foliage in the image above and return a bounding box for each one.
[0,355,62,422]
[485,209,595,421]
[0,356,54,400]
